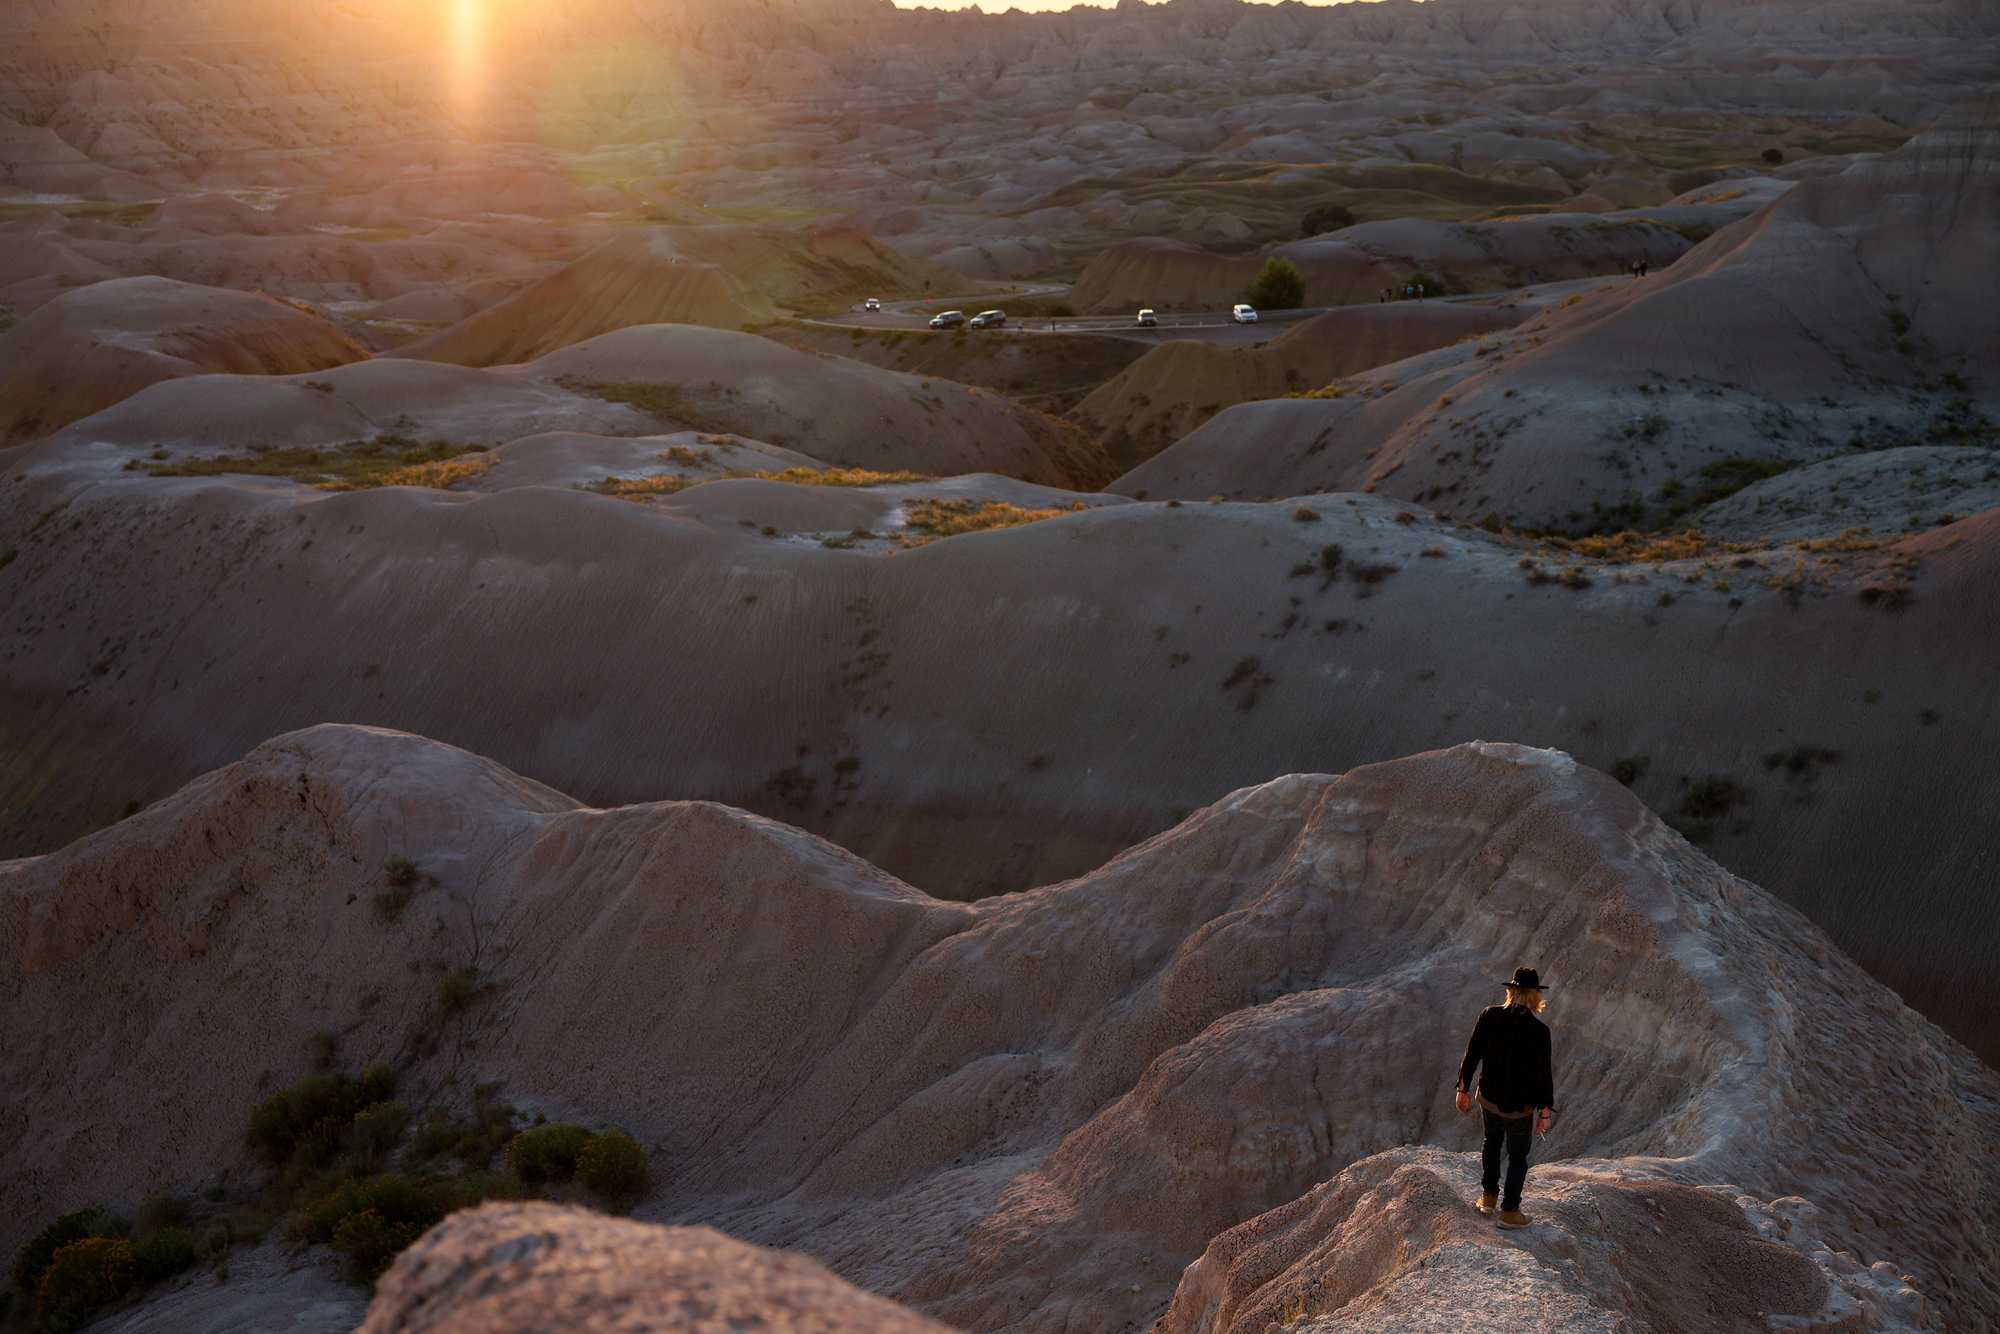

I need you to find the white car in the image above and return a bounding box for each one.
[1231,304,1259,324]
[1136,309,1158,327]
[863,298,881,312]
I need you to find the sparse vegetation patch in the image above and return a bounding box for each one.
[898,498,1080,546]
[146,439,492,492]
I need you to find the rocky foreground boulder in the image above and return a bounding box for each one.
[2,726,1994,1330]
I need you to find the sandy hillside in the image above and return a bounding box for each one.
[765,321,1149,416]
[1073,302,1525,474]
[29,323,1110,486]
[1115,111,1999,528]
[400,231,775,362]
[5,224,562,320]
[3,454,1998,1062]
[0,276,367,445]
[402,224,970,365]
[1065,195,1772,314]
[1,728,1991,1331]
[1689,445,2000,542]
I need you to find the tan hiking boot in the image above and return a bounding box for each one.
[1497,1208,1533,1229]
[1475,1192,1497,1215]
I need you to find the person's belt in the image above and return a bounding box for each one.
[1478,1095,1535,1120]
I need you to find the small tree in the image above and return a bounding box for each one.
[1299,204,1355,238]
[1761,147,1784,165]
[1246,257,1306,310]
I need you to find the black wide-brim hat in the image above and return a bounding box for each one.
[1503,967,1548,990]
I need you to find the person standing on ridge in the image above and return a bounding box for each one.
[1454,967,1558,1228]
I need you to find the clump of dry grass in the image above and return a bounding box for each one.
[370,455,493,490]
[588,464,934,503]
[746,467,932,487]
[556,377,729,432]
[585,473,701,500]
[148,438,493,491]
[1538,529,1763,564]
[898,498,1081,546]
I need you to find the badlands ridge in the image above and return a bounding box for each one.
[3,728,1994,1331]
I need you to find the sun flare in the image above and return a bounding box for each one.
[448,0,486,124]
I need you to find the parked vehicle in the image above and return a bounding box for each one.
[929,310,966,329]
[969,310,1007,329]
[1231,304,1259,324]
[864,298,881,312]
[1136,308,1158,327]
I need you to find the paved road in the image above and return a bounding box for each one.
[810,287,1316,346]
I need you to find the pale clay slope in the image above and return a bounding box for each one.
[4,459,2000,1066]
[37,322,1111,488]
[1,728,1991,1331]
[1115,113,2000,530]
[400,225,969,366]
[0,275,367,446]
[1072,301,1525,475]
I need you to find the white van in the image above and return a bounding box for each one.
[1136,309,1158,327]
[1231,304,1259,324]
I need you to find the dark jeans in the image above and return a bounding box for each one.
[1481,1107,1533,1210]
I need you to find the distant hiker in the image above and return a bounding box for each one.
[1454,967,1558,1229]
[1404,284,1414,300]
[1640,259,1651,277]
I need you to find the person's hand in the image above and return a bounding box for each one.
[1535,1108,1554,1137]
[1454,1089,1472,1116]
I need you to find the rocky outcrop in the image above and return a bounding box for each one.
[361,1205,952,1333]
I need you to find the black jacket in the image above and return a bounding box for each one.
[1457,1004,1557,1114]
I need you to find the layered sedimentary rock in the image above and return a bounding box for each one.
[3,728,1992,1330]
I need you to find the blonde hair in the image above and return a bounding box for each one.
[1504,985,1547,1015]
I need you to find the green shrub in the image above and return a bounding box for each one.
[298,1171,527,1279]
[34,1237,135,1332]
[376,856,421,920]
[436,967,482,1016]
[1300,203,1356,238]
[330,1209,425,1279]
[410,1111,457,1161]
[1245,257,1306,310]
[131,1226,197,1284]
[1680,776,1746,820]
[351,1101,411,1166]
[576,1132,649,1202]
[245,1067,397,1166]
[455,1098,520,1167]
[506,1125,593,1185]
[13,1209,115,1293]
